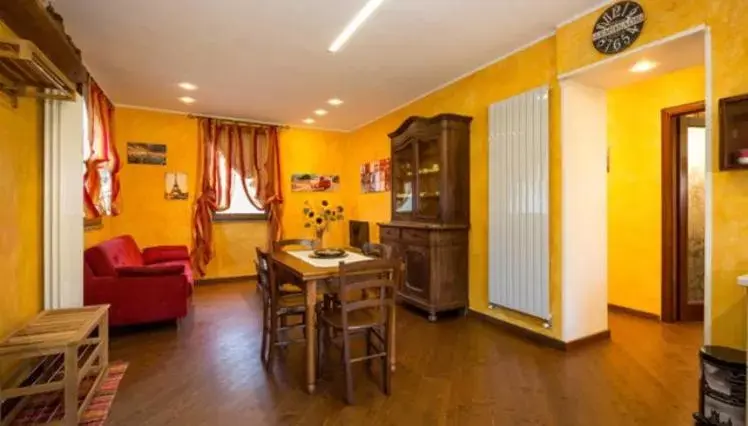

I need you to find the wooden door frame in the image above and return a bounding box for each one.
[661,101,705,323]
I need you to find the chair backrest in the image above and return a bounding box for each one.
[349,220,370,250]
[273,239,317,251]
[361,242,393,259]
[338,259,398,329]
[255,248,270,296]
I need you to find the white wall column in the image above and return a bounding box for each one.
[560,80,609,342]
[44,95,84,309]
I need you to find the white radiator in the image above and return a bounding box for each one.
[488,86,550,321]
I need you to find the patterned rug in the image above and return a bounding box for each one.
[10,362,128,426]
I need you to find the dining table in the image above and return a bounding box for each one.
[270,248,396,394]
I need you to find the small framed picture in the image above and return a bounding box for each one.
[165,172,188,200]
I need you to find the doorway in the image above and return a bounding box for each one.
[558,26,712,343]
[662,102,706,322]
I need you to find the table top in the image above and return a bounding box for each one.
[272,249,348,281]
[0,305,109,356]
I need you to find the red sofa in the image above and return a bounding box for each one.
[84,235,193,326]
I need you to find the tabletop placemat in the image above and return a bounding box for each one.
[287,250,373,268]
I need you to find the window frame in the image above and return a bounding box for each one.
[212,211,268,222]
[212,160,267,222]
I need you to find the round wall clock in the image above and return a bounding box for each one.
[592,1,645,55]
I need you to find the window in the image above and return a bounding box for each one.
[83,98,112,228]
[214,158,266,221]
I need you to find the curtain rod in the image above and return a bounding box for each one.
[187,113,290,129]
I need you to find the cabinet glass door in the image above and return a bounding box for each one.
[416,138,441,218]
[393,144,415,216]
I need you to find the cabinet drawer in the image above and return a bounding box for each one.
[402,229,429,244]
[380,227,400,240]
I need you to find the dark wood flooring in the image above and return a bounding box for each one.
[107,282,702,426]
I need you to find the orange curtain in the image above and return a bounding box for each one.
[84,79,121,218]
[191,118,283,276]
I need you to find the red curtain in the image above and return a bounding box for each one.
[191,118,283,276]
[84,79,121,218]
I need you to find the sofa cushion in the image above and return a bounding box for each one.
[85,235,144,277]
[116,264,185,277]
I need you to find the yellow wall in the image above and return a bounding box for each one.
[709,0,748,348]
[281,128,348,247]
[85,108,346,279]
[0,96,44,341]
[607,66,706,316]
[344,38,565,340]
[0,23,44,364]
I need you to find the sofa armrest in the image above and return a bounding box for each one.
[142,245,190,265]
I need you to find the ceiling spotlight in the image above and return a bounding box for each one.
[630,60,658,73]
[178,96,196,104]
[178,82,198,90]
[327,98,344,106]
[302,118,316,124]
[328,0,384,53]
[314,109,328,116]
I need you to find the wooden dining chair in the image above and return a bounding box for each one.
[272,239,319,294]
[256,248,309,366]
[361,242,393,259]
[317,258,399,404]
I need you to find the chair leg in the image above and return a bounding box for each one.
[383,324,391,395]
[365,329,372,372]
[342,333,355,405]
[260,297,269,364]
[316,320,324,378]
[267,309,278,369]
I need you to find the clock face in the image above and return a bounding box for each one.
[592,1,645,55]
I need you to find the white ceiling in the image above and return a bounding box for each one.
[53,0,605,131]
[566,30,705,89]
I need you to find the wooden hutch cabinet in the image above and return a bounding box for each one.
[379,114,471,321]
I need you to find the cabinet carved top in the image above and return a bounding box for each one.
[388,114,473,140]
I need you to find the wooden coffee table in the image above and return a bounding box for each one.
[0,305,110,426]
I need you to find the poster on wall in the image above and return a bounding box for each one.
[360,158,391,193]
[165,172,188,200]
[291,174,340,192]
[127,142,167,165]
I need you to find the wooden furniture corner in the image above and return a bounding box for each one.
[0,305,110,426]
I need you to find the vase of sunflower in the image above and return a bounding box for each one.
[303,200,344,248]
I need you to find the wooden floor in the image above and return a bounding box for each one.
[107,282,702,426]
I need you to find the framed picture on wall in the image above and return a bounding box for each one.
[127,142,167,165]
[165,172,188,200]
[360,158,391,193]
[291,174,340,192]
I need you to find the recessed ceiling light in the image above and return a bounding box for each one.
[328,0,384,53]
[314,109,328,116]
[302,118,315,124]
[178,82,198,91]
[630,60,658,73]
[178,96,196,104]
[327,98,344,106]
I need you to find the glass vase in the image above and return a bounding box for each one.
[315,228,325,249]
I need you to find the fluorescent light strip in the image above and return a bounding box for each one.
[328,0,384,53]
